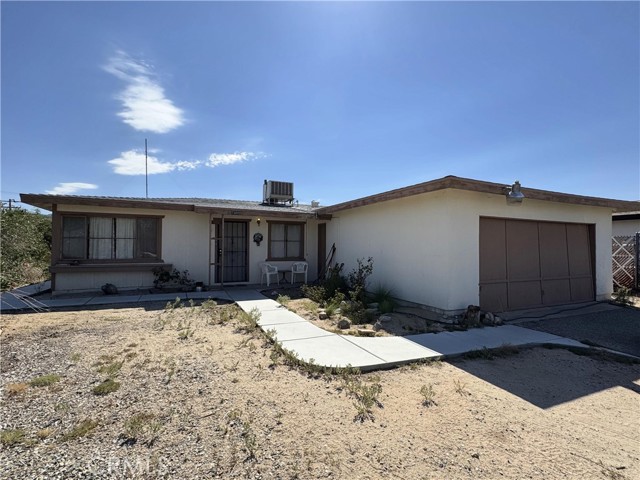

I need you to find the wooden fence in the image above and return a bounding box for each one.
[612,234,639,290]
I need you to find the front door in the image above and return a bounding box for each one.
[209,219,248,284]
[222,221,248,283]
[317,223,326,280]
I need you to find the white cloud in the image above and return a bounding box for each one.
[108,149,201,176]
[108,149,265,176]
[46,183,99,195]
[206,151,266,167]
[104,51,185,134]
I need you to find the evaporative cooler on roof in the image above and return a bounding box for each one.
[263,180,294,205]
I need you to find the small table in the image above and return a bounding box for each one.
[279,270,291,283]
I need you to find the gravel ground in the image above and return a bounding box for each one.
[520,305,640,357]
[2,301,639,479]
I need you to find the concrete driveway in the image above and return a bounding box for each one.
[518,304,640,357]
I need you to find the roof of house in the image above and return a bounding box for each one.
[21,175,639,217]
[314,175,640,214]
[613,211,640,221]
[19,194,320,219]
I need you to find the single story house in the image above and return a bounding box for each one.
[21,176,639,314]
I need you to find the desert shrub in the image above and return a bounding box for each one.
[152,267,194,289]
[301,259,375,325]
[6,383,29,397]
[61,419,99,442]
[613,286,634,306]
[346,257,373,304]
[323,263,347,299]
[0,429,26,446]
[420,384,437,407]
[0,207,51,291]
[29,374,60,387]
[301,284,326,304]
[369,284,397,314]
[276,294,290,306]
[92,379,120,396]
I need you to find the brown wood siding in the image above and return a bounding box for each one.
[479,218,594,312]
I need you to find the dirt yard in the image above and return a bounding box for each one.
[1,301,639,479]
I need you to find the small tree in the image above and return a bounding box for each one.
[0,207,52,290]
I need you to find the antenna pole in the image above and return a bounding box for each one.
[145,138,148,198]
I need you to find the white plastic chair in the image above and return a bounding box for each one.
[260,263,279,287]
[290,262,308,284]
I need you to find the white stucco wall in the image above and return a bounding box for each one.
[54,204,318,291]
[326,189,613,313]
[612,219,640,237]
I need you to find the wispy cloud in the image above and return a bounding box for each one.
[108,149,201,176]
[104,51,185,134]
[207,151,267,167]
[46,183,99,195]
[108,149,265,176]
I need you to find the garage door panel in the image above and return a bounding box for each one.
[506,220,540,280]
[566,224,592,276]
[542,279,571,305]
[539,223,570,278]
[479,218,506,282]
[480,218,594,312]
[571,277,594,302]
[508,281,542,310]
[480,283,508,312]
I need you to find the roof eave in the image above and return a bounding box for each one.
[315,176,640,214]
[19,194,320,219]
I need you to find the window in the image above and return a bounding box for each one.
[268,222,304,260]
[61,215,160,261]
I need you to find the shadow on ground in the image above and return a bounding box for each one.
[451,346,640,409]
[519,305,640,357]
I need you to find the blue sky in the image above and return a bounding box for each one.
[2,1,638,208]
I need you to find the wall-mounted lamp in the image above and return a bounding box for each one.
[505,180,525,205]
[256,218,261,226]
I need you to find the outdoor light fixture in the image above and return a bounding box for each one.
[256,218,261,226]
[505,180,525,205]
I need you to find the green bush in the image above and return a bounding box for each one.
[29,374,61,387]
[300,284,326,304]
[92,379,120,396]
[324,263,347,299]
[369,284,397,314]
[346,257,373,304]
[0,207,51,290]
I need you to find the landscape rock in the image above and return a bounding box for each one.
[482,312,495,325]
[372,321,383,332]
[379,314,393,323]
[318,310,328,320]
[461,305,481,327]
[101,283,118,295]
[356,329,376,337]
[337,318,351,330]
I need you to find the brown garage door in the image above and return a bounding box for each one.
[479,218,594,312]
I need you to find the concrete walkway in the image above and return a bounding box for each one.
[228,290,586,370]
[3,286,593,370]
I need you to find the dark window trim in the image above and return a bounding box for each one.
[53,211,164,265]
[267,220,305,261]
[50,262,171,274]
